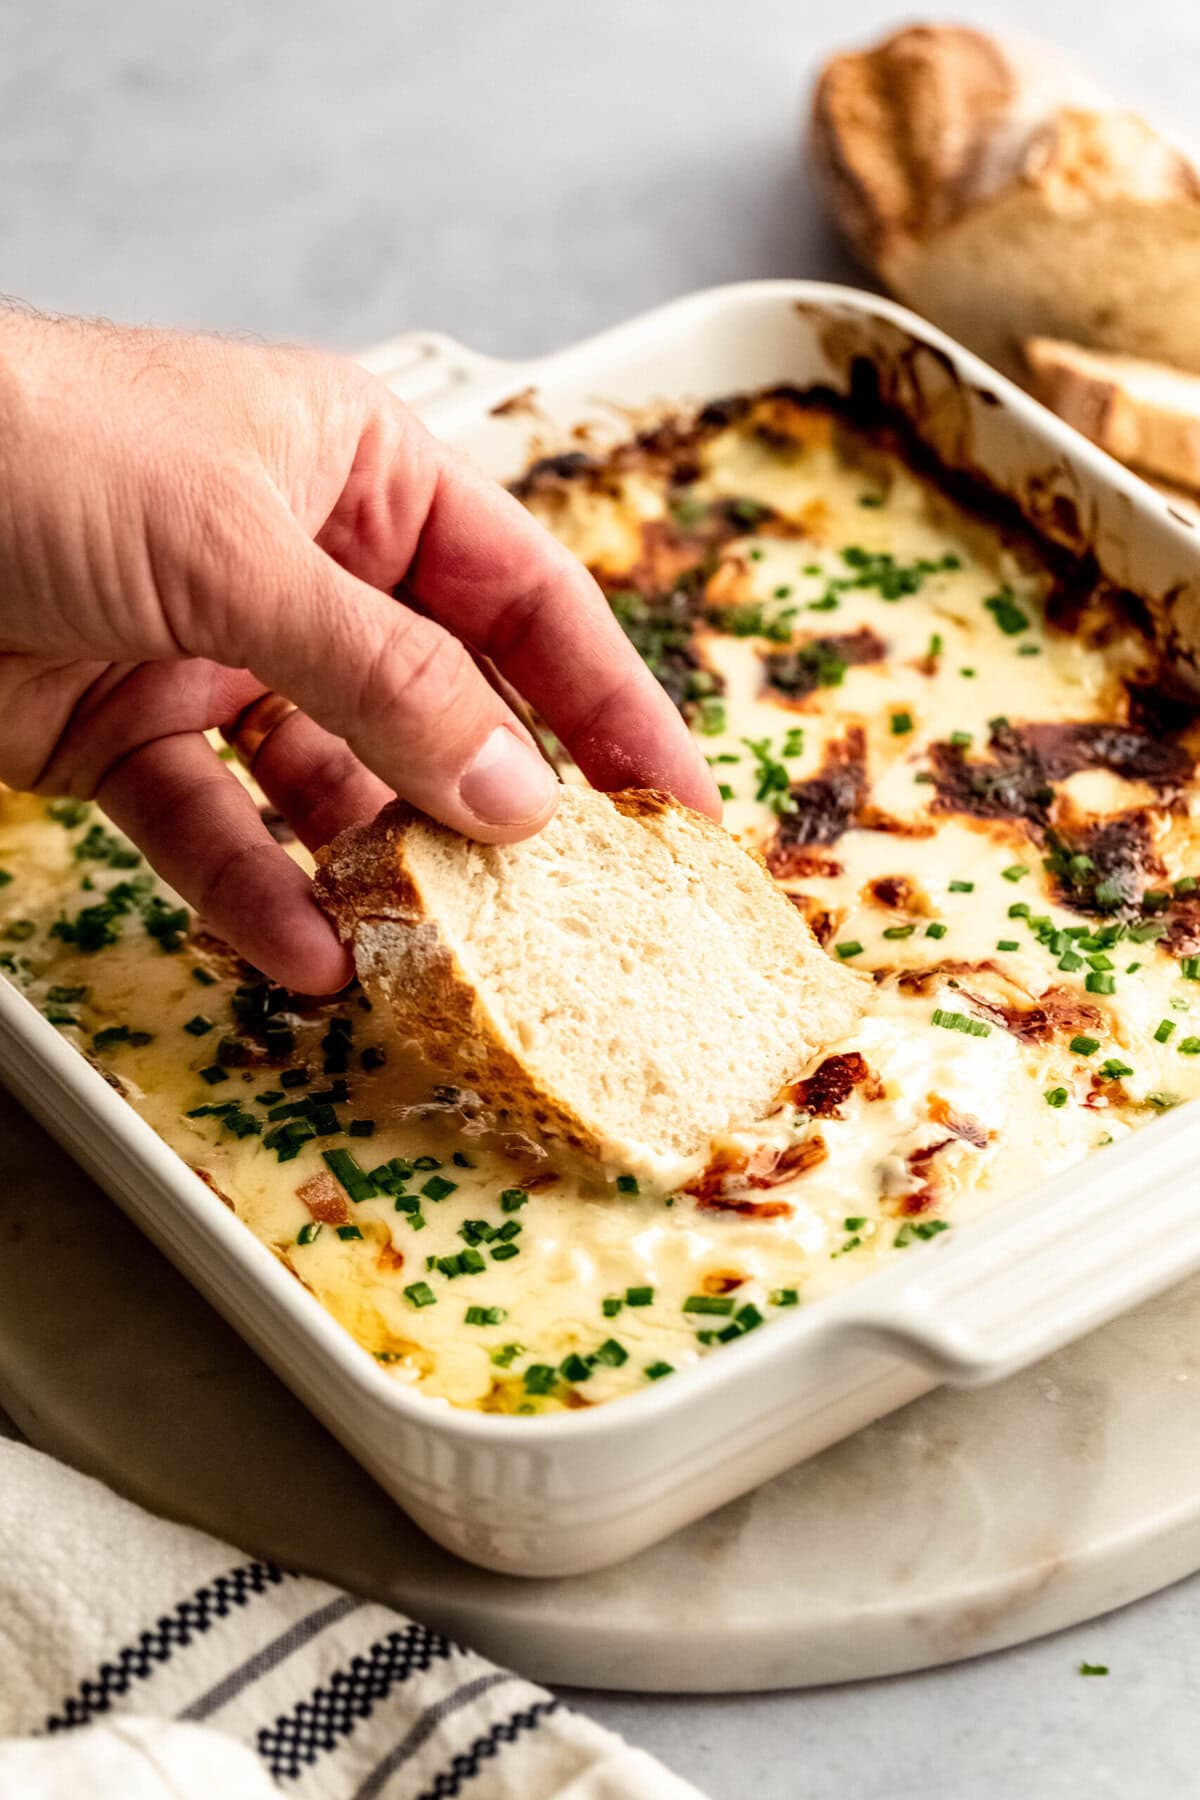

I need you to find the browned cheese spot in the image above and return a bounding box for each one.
[762,627,886,705]
[787,1051,884,1117]
[296,1172,350,1226]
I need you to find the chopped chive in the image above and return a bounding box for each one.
[984,590,1030,635]
[1087,954,1114,972]
[883,923,916,940]
[47,984,88,1003]
[523,1364,557,1395]
[718,784,735,802]
[835,940,864,959]
[198,1064,228,1085]
[913,771,934,784]
[392,1193,418,1214]
[959,668,976,679]
[894,1219,951,1247]
[183,1015,214,1036]
[413,1155,440,1170]
[1002,865,1029,882]
[1179,1038,1200,1055]
[594,1338,629,1367]
[279,1067,309,1088]
[409,1212,427,1231]
[1183,958,1200,981]
[616,1174,639,1194]
[452,1150,473,1168]
[1017,643,1041,656]
[191,966,217,987]
[1058,952,1084,972]
[769,1288,799,1307]
[348,1119,375,1138]
[490,1343,523,1368]
[625,1285,654,1306]
[782,727,805,758]
[949,730,973,748]
[996,939,1020,953]
[925,921,948,940]
[948,880,974,894]
[602,1297,623,1318]
[421,1174,457,1202]
[465,1305,507,1326]
[1044,1087,1069,1108]
[683,1295,736,1316]
[1126,963,1142,976]
[1175,876,1198,895]
[1009,901,1031,918]
[490,1242,520,1261]
[927,633,943,658]
[560,1353,592,1384]
[500,1188,528,1212]
[1079,1663,1109,1677]
[644,1362,674,1380]
[1099,1059,1133,1081]
[296,1222,322,1245]
[404,1280,436,1308]
[1155,1020,1177,1043]
[1086,972,1116,995]
[335,1224,363,1241]
[890,710,913,735]
[455,1247,486,1275]
[931,1009,990,1037]
[1070,1036,1100,1056]
[322,1148,378,1203]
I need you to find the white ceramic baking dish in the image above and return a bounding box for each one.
[5,280,1200,1579]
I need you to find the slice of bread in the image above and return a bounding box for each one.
[315,787,866,1187]
[1025,337,1200,492]
[811,25,1200,379]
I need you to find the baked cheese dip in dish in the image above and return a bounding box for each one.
[4,384,1200,1416]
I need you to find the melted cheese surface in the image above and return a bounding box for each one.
[4,391,1200,1413]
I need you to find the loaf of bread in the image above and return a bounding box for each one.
[315,786,866,1187]
[1025,336,1200,494]
[811,24,1200,379]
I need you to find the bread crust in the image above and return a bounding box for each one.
[314,789,865,1176]
[1025,336,1200,492]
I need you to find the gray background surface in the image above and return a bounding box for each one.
[4,1,1200,1795]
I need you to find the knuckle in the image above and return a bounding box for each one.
[358,615,481,736]
[197,838,273,922]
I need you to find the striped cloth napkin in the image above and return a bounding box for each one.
[0,1439,703,1800]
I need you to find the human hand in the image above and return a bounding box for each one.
[0,311,719,991]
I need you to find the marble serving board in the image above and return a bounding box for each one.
[2,1079,1199,1694]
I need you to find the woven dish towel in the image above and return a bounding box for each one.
[0,1439,704,1800]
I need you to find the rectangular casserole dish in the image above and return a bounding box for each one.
[6,278,1200,1577]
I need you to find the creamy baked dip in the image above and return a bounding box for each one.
[4,386,1200,1413]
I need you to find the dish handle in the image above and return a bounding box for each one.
[356,330,518,412]
[831,1100,1200,1386]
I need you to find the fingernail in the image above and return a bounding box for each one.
[459,726,558,826]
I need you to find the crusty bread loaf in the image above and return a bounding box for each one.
[811,25,1200,379]
[1025,336,1200,493]
[315,787,866,1187]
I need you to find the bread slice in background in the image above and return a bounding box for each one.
[810,24,1200,379]
[315,787,866,1189]
[1025,336,1200,493]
